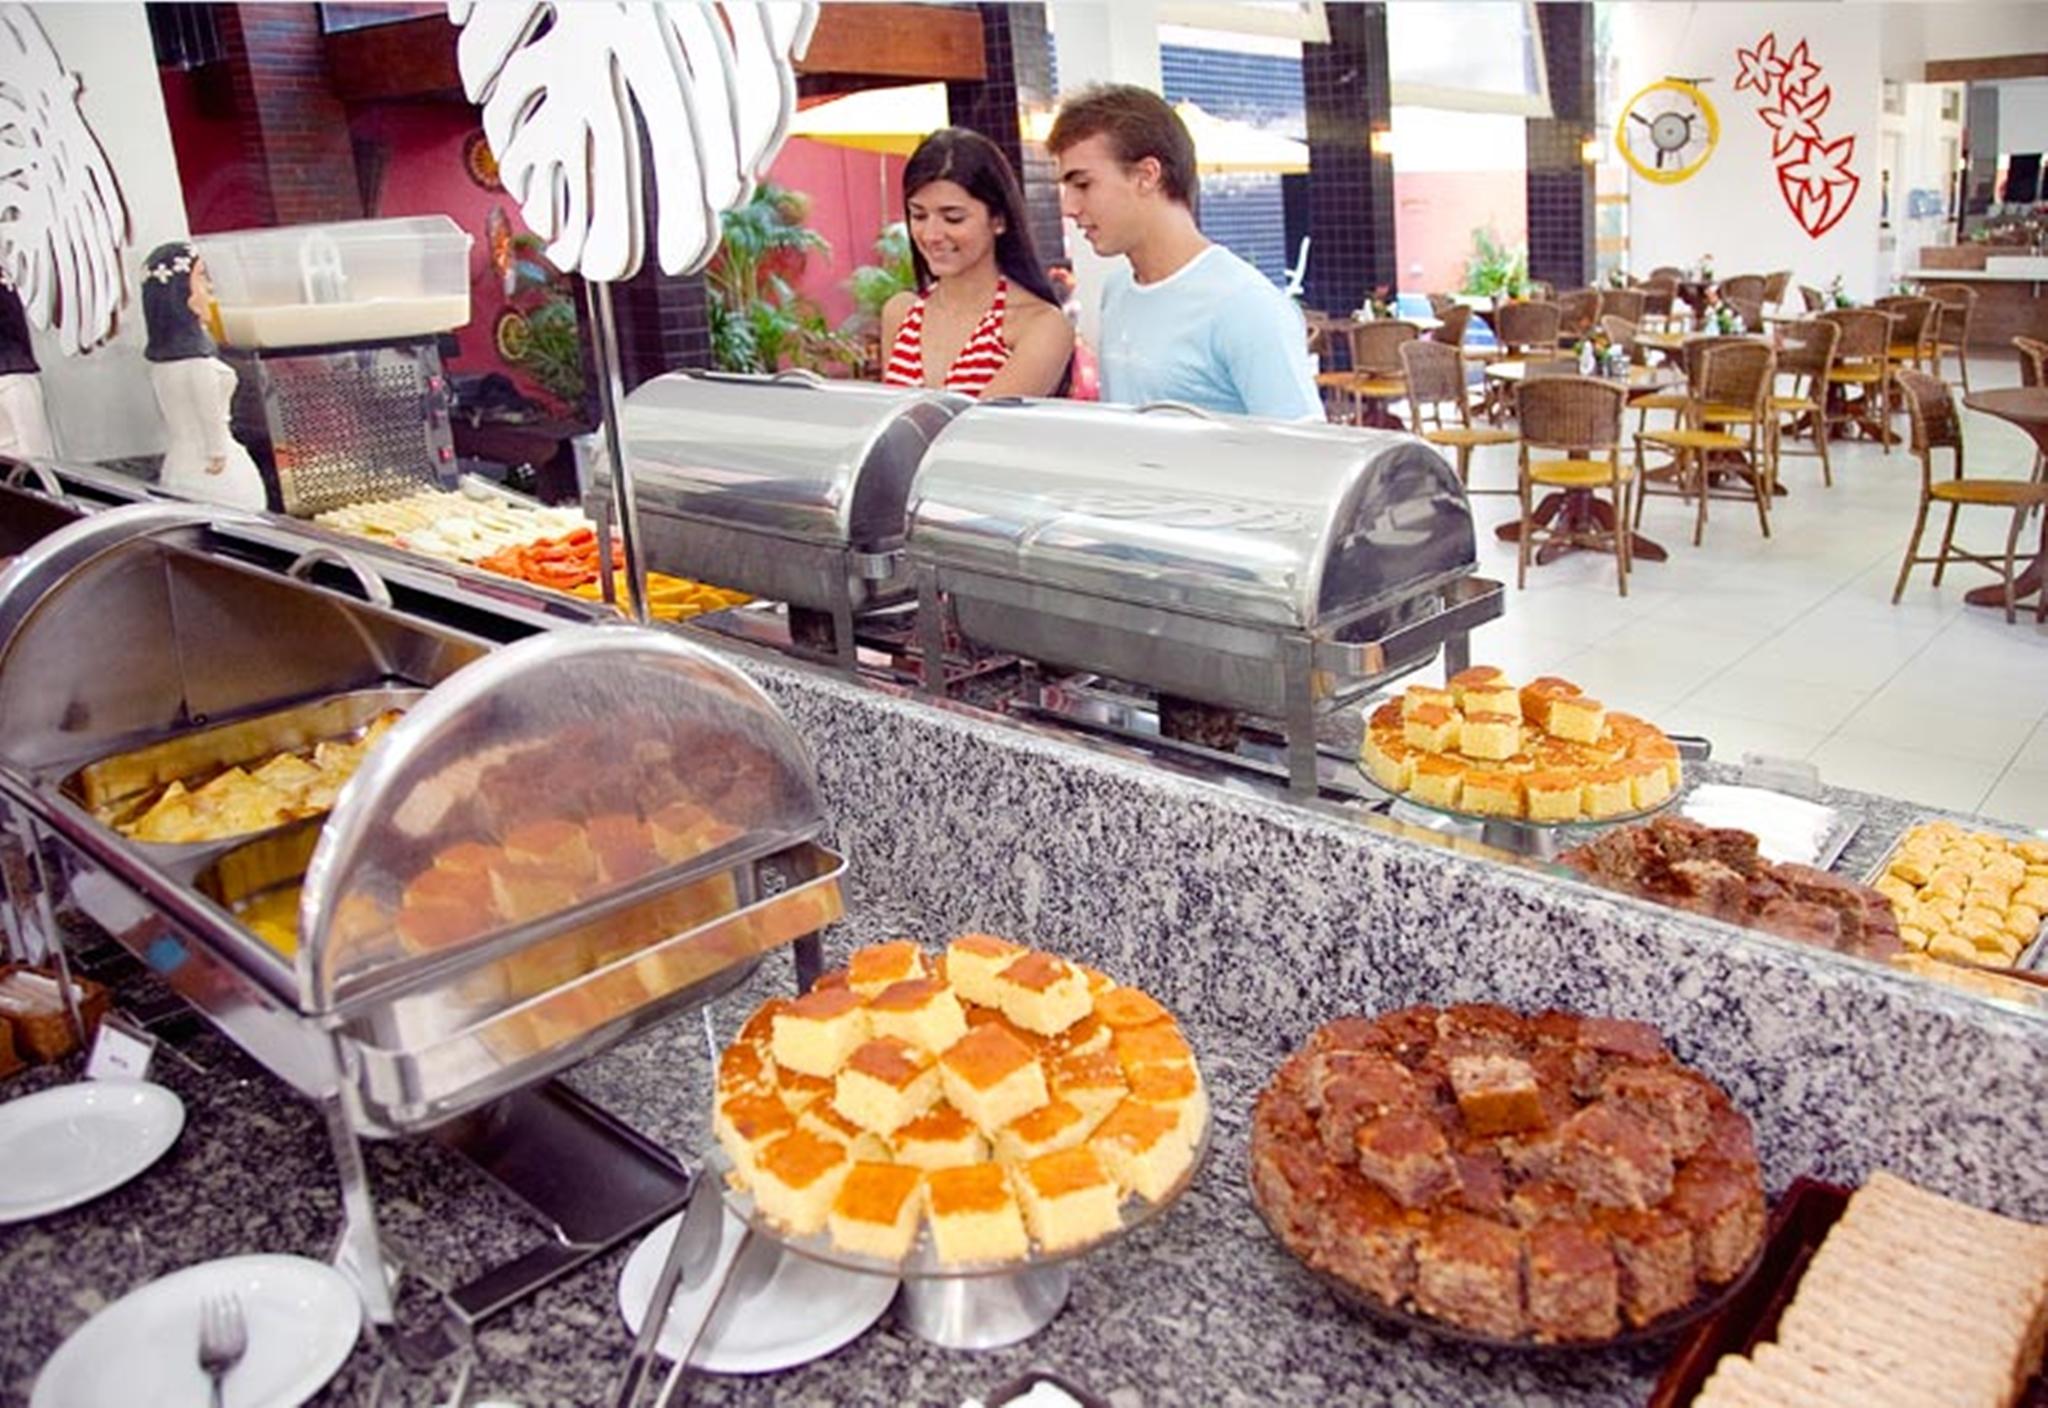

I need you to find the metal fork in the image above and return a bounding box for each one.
[197,1292,248,1408]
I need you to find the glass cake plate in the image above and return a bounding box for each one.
[1253,1196,1766,1354]
[710,1116,1212,1348]
[1354,764,1682,859]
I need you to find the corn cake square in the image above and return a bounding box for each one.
[753,1129,851,1235]
[1049,1050,1129,1129]
[939,1023,1049,1132]
[993,1098,1091,1163]
[1445,664,1505,696]
[945,933,1025,1008]
[865,976,969,1055]
[776,1067,834,1112]
[1047,1014,1112,1060]
[771,987,870,1078]
[1403,703,1461,754]
[1125,1063,1209,1146]
[712,1091,795,1183]
[995,951,1093,1035]
[1524,771,1583,823]
[1410,753,1465,808]
[1363,730,1415,792]
[1093,986,1171,1030]
[1015,1147,1123,1252]
[1548,695,1607,745]
[847,940,927,998]
[927,1164,1029,1264]
[1091,1099,1194,1202]
[891,1102,989,1170]
[716,1041,776,1098]
[828,1162,925,1260]
[1112,1021,1192,1077]
[1460,770,1524,818]
[1519,676,1582,728]
[1625,758,1673,810]
[1402,684,1456,720]
[1460,711,1522,761]
[1582,768,1635,820]
[832,1036,941,1135]
[799,1100,892,1162]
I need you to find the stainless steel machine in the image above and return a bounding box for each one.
[906,400,1503,794]
[0,504,845,1334]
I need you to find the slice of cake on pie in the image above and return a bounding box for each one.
[1091,1098,1194,1201]
[866,977,969,1055]
[891,1103,989,1170]
[847,940,927,998]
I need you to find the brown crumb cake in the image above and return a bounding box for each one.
[1249,1003,1765,1343]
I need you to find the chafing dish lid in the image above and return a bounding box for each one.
[906,400,1475,630]
[598,370,968,551]
[297,627,825,1015]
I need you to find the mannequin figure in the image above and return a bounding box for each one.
[142,242,265,511]
[0,281,54,461]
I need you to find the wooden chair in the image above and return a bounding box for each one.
[1876,295,1937,450]
[1923,283,1977,393]
[1799,285,1827,313]
[2012,337,2047,491]
[1428,303,1473,348]
[1341,320,1419,426]
[1516,376,1633,594]
[1761,269,1794,311]
[1599,315,1643,364]
[1638,278,1679,334]
[1427,292,1459,320]
[1555,288,1601,345]
[1723,295,1765,333]
[1486,301,1563,421]
[1817,308,1893,450]
[1890,368,2048,624]
[1632,332,1748,437]
[1719,274,1767,308]
[1635,340,1776,545]
[1770,317,1840,487]
[1599,288,1646,325]
[1399,339,1517,495]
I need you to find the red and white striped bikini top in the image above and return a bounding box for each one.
[883,278,1009,397]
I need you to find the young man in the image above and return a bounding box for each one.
[1047,84,1323,422]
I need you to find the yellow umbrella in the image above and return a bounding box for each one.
[788,82,947,157]
[1173,100,1309,175]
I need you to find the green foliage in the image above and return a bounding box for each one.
[706,183,858,373]
[845,222,915,326]
[503,231,585,410]
[1461,225,1530,299]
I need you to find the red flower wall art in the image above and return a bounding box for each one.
[1735,33,1860,239]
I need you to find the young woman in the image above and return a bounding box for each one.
[141,242,266,511]
[882,128,1072,398]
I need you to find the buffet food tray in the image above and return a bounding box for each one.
[1648,1177,2048,1407]
[1862,817,2048,972]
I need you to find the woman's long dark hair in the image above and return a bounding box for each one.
[141,242,214,363]
[902,128,1060,309]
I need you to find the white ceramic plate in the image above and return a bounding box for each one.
[0,1080,185,1223]
[33,1254,362,1408]
[618,1206,897,1374]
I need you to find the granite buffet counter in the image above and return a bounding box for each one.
[4,649,2046,1407]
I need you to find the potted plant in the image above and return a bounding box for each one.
[1461,226,1530,301]
[705,183,859,375]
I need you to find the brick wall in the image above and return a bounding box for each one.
[1525,2,1594,291]
[1302,3,1397,314]
[216,4,362,226]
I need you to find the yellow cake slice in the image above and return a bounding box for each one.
[752,1129,851,1235]
[1046,1013,1112,1060]
[712,1091,795,1184]
[799,1100,892,1163]
[1126,1063,1209,1147]
[1583,766,1635,820]
[1090,1099,1194,1202]
[1015,1147,1124,1252]
[1524,771,1584,824]
[1410,753,1465,809]
[1049,1050,1129,1130]
[944,933,1025,1008]
[1459,711,1522,762]
[1403,703,1461,754]
[1459,770,1524,819]
[865,976,969,1055]
[1520,676,1582,728]
[1363,730,1416,793]
[994,952,1093,1036]
[1093,986,1171,1031]
[926,1163,1029,1264]
[1625,757,1673,810]
[939,1023,1049,1133]
[846,940,927,998]
[891,1102,989,1170]
[1111,1021,1193,1078]
[828,1162,926,1260]
[832,1036,942,1135]
[771,987,870,1078]
[993,1098,1091,1163]
[1461,683,1522,718]
[716,1041,777,1099]
[1402,684,1457,720]
[1548,695,1607,745]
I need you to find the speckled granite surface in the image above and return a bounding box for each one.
[2,650,2044,1407]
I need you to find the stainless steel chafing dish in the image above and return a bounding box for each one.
[906,400,1503,792]
[0,504,845,1324]
[586,369,967,665]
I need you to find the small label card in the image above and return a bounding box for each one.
[84,1012,158,1082]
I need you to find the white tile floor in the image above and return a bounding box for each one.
[1420,351,2048,826]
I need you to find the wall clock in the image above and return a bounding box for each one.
[1617,77,1720,186]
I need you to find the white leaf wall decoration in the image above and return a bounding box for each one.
[0,3,130,355]
[450,1,818,284]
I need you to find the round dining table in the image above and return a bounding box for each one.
[1486,360,1686,565]
[1960,387,2048,618]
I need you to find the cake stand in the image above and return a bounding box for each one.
[709,1118,1212,1350]
[1354,765,1682,860]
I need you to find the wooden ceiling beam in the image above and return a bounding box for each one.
[798,4,984,83]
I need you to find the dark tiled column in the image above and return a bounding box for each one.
[1526,2,1594,291]
[947,4,1064,264]
[215,3,363,225]
[1302,3,1396,314]
[606,270,712,394]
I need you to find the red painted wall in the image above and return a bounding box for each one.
[764,138,907,332]
[1394,172,1528,296]
[160,67,268,234]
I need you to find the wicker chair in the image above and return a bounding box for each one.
[1890,368,2048,624]
[1638,278,1679,334]
[1635,340,1776,545]
[1400,340,1517,494]
[1528,279,1556,302]
[1516,376,1633,594]
[1555,288,1601,344]
[1923,283,1977,392]
[1877,295,1938,451]
[1719,274,1767,308]
[1429,303,1473,348]
[1818,308,1893,449]
[1799,285,1827,313]
[1632,332,1750,438]
[1647,266,1684,282]
[1339,320,1419,426]
[1723,295,1765,333]
[2014,335,2046,388]
[1770,317,1840,487]
[1761,269,1793,310]
[1599,288,1647,326]
[1486,301,1564,421]
[1427,292,1459,320]
[1599,315,1642,364]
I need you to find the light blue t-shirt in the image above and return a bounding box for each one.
[1097,245,1322,421]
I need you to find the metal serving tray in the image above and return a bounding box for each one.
[1863,817,2048,972]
